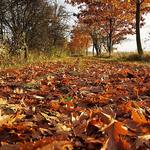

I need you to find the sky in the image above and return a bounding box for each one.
[117,13,150,52]
[59,0,150,52]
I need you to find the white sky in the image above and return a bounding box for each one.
[117,13,150,52]
[59,0,150,52]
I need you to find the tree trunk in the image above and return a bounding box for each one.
[0,22,3,40]
[136,0,143,56]
[92,43,95,56]
[94,43,99,56]
[99,44,102,56]
[106,19,113,57]
[86,48,88,56]
[22,32,28,60]
[107,33,112,57]
[108,40,112,57]
[91,32,100,57]
[24,43,28,60]
[108,19,113,57]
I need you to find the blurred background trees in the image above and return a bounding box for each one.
[0,0,70,59]
[0,0,150,60]
[68,24,92,56]
[66,0,150,57]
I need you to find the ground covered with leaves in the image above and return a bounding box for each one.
[0,58,150,150]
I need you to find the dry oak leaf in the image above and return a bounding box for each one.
[37,141,73,150]
[103,119,133,137]
[72,111,89,136]
[19,136,73,150]
[102,120,133,150]
[0,98,7,105]
[101,136,132,150]
[56,123,71,133]
[131,108,149,125]
[135,134,150,149]
[0,111,25,127]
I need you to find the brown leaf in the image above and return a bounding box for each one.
[135,134,150,149]
[37,141,73,150]
[101,137,118,150]
[131,109,148,124]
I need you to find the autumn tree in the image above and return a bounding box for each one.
[66,0,150,56]
[69,24,92,55]
[67,0,135,56]
[135,0,143,56]
[127,0,150,56]
[77,18,102,56]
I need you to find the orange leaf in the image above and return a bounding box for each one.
[131,109,148,124]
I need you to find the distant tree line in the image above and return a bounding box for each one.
[67,0,150,57]
[0,0,69,59]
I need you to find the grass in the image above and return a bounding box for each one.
[0,51,150,69]
[0,51,71,69]
[96,51,150,65]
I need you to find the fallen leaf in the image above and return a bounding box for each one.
[136,134,150,149]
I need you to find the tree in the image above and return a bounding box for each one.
[0,0,47,59]
[0,0,70,59]
[67,0,136,56]
[0,0,7,41]
[48,2,69,49]
[136,0,143,56]
[127,0,150,56]
[69,24,91,55]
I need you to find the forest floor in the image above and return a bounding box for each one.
[0,57,150,150]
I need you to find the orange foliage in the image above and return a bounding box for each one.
[69,25,92,54]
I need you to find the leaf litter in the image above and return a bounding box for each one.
[0,59,150,150]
